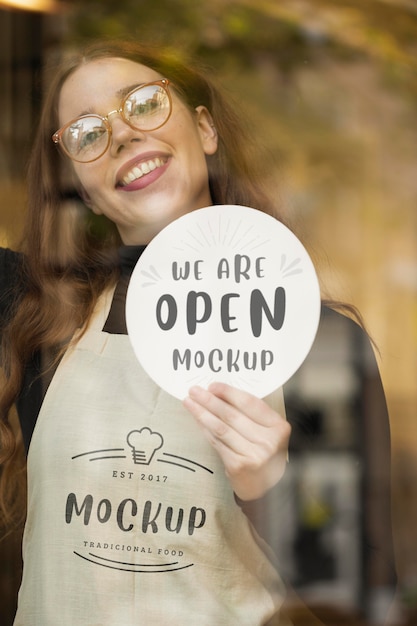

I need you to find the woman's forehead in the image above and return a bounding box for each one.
[58,57,163,120]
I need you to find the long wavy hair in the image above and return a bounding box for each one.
[0,39,286,527]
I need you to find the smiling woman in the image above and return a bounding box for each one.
[0,39,395,625]
[55,58,217,243]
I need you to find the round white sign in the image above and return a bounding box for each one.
[126,205,321,399]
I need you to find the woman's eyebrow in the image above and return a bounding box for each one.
[116,83,145,99]
[71,83,151,119]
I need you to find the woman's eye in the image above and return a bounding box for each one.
[80,127,106,150]
[129,100,153,116]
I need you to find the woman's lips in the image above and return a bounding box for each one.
[116,155,169,191]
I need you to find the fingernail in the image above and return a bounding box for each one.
[188,385,203,396]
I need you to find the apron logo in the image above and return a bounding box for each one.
[66,425,214,573]
[71,427,213,474]
[127,427,163,464]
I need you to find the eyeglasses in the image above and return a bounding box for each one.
[52,79,172,163]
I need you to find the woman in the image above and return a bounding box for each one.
[0,40,394,624]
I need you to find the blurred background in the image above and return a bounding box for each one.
[0,0,416,624]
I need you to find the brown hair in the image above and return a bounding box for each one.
[0,40,284,526]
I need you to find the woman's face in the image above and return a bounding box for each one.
[58,57,218,244]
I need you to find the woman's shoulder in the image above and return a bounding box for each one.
[314,302,380,370]
[0,246,23,284]
[0,246,22,266]
[0,247,24,321]
[301,301,383,392]
[319,301,371,344]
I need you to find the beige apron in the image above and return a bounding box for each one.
[15,289,287,625]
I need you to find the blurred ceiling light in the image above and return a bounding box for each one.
[0,0,59,11]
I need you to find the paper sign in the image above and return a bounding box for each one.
[126,205,321,399]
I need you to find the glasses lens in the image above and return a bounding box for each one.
[124,83,171,131]
[61,116,108,162]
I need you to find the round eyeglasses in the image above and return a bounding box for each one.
[52,79,172,163]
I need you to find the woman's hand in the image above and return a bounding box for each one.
[183,382,291,501]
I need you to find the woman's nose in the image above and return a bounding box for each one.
[108,114,146,156]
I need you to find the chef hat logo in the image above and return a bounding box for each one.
[126,428,164,465]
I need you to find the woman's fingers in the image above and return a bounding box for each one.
[183,386,249,452]
[184,384,275,447]
[207,381,281,427]
[182,383,291,500]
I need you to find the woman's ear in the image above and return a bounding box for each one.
[195,105,218,155]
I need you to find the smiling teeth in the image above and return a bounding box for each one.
[122,157,165,185]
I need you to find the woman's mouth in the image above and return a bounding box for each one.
[118,156,168,188]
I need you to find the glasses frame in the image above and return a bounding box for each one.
[52,79,172,163]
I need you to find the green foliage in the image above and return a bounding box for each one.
[66,0,417,94]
